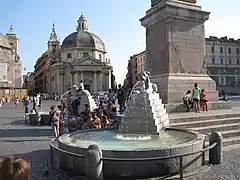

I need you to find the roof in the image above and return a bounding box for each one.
[61,30,106,52]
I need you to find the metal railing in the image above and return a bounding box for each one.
[50,139,217,180]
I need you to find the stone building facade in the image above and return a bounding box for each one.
[34,52,48,93]
[136,50,146,73]
[23,72,35,96]
[0,25,22,88]
[206,36,240,95]
[34,14,113,96]
[124,54,138,89]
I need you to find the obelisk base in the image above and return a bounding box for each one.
[151,73,219,104]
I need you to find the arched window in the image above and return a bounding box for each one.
[234,70,240,85]
[217,69,227,86]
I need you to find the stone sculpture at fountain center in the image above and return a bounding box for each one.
[119,71,169,134]
[63,84,96,114]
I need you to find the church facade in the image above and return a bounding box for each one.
[0,26,22,88]
[42,15,113,96]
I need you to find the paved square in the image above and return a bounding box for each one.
[0,100,239,179]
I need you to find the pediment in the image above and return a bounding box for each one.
[72,56,104,66]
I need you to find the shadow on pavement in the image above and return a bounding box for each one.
[0,128,52,137]
[2,119,25,125]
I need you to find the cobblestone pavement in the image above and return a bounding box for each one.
[0,100,239,180]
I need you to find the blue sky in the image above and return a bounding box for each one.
[0,0,238,84]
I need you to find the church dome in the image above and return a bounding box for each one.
[61,15,106,52]
[0,33,11,49]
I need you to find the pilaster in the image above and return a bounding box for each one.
[99,72,103,91]
[93,71,97,93]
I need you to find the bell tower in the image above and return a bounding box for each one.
[5,25,19,53]
[47,22,60,63]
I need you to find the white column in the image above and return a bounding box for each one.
[51,71,54,95]
[57,70,61,94]
[99,72,103,91]
[60,74,64,94]
[80,72,84,81]
[108,70,111,89]
[94,71,97,93]
[74,72,78,85]
[71,73,73,87]
[47,72,50,94]
[55,69,58,95]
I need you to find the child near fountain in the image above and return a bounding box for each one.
[200,89,208,111]
[51,106,61,138]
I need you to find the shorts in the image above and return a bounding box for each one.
[51,121,59,128]
[193,98,199,102]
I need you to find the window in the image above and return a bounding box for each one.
[237,59,240,64]
[228,47,231,54]
[83,52,89,57]
[221,78,224,85]
[218,70,227,86]
[229,59,232,64]
[220,58,224,64]
[211,46,214,53]
[67,53,72,58]
[212,57,215,64]
[99,54,102,60]
[220,47,223,53]
[237,48,240,54]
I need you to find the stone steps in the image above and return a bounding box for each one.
[169,113,240,148]
[170,117,240,129]
[216,129,240,139]
[205,136,240,147]
[170,112,240,123]
[190,122,240,133]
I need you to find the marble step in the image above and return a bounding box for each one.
[120,117,169,132]
[126,103,164,112]
[205,129,240,140]
[170,117,240,129]
[156,119,170,131]
[147,99,162,106]
[205,136,240,147]
[170,112,240,123]
[147,93,160,100]
[189,122,240,133]
[123,108,166,120]
[125,100,163,109]
[122,112,168,126]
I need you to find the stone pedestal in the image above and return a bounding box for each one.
[119,91,169,134]
[151,73,219,103]
[77,90,97,114]
[140,0,219,104]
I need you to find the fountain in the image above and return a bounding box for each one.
[50,71,206,179]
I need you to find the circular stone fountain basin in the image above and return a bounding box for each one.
[53,128,205,179]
